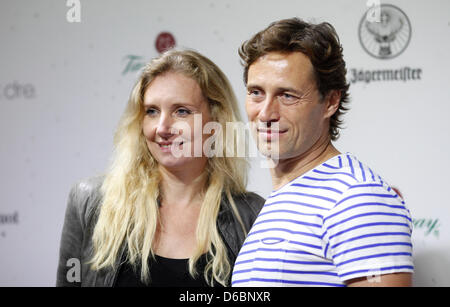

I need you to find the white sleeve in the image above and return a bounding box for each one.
[322,183,414,282]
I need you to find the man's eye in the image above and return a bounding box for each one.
[279,93,299,104]
[283,93,299,99]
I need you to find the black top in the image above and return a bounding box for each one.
[114,253,214,287]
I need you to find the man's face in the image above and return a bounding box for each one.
[245,51,330,161]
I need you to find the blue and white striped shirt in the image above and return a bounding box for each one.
[232,153,413,287]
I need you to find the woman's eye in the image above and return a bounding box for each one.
[176,108,191,116]
[145,108,158,116]
[248,89,261,96]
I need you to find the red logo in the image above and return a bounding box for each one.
[155,32,176,53]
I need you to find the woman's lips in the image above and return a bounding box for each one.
[157,141,184,152]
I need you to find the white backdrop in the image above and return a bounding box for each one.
[1,0,449,286]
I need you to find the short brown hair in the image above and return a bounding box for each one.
[239,18,350,140]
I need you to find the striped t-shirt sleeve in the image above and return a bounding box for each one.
[322,183,414,282]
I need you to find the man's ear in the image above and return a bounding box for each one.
[323,90,341,119]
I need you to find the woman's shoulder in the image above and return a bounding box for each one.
[67,175,105,224]
[69,175,104,203]
[70,175,104,193]
[231,191,265,217]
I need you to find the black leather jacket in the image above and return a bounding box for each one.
[56,176,264,287]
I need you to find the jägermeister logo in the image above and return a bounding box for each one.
[122,55,146,75]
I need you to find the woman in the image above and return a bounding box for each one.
[56,49,265,287]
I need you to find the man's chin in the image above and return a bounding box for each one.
[256,146,281,160]
[257,146,306,162]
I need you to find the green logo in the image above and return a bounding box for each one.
[412,218,440,238]
[122,55,146,75]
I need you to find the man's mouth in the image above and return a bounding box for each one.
[257,128,287,134]
[256,128,287,142]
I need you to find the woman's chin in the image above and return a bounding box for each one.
[156,156,207,171]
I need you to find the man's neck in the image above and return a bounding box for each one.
[270,137,341,191]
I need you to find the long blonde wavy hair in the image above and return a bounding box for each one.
[90,49,248,286]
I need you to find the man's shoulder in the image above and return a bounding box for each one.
[283,153,402,208]
[313,153,390,187]
[321,154,407,211]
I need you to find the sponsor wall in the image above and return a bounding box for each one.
[0,0,449,286]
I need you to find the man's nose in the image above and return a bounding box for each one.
[258,96,280,126]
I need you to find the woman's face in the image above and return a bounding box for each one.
[142,72,212,171]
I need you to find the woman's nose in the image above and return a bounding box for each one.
[156,114,176,139]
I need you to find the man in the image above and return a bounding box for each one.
[232,18,413,287]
